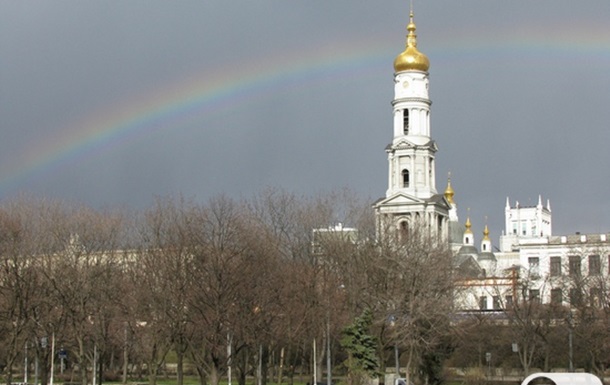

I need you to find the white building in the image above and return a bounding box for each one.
[373,11,450,241]
[452,192,610,310]
[375,8,610,312]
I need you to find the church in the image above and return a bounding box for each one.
[373,10,610,311]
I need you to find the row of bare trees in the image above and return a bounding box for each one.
[452,265,610,381]
[5,191,605,385]
[0,191,455,385]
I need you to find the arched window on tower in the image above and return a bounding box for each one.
[403,109,409,135]
[402,169,410,188]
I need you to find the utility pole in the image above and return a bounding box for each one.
[568,309,574,372]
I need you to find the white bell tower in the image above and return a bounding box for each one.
[374,10,449,239]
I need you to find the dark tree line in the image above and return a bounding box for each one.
[0,190,456,385]
[4,191,605,385]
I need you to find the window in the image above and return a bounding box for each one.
[528,257,540,276]
[551,288,563,305]
[569,288,582,306]
[403,109,409,135]
[590,287,601,307]
[493,296,501,310]
[402,169,410,188]
[569,256,581,277]
[589,255,601,275]
[479,296,488,310]
[437,215,443,237]
[505,295,513,307]
[550,257,562,277]
[529,289,540,303]
[399,221,409,241]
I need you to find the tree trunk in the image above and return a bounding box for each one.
[405,344,414,385]
[122,338,128,385]
[148,360,158,385]
[5,349,19,385]
[261,345,270,385]
[79,338,88,385]
[276,347,285,385]
[177,349,184,385]
[209,364,220,385]
[195,366,206,385]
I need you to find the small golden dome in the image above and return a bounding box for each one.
[483,224,490,241]
[444,175,455,205]
[394,11,430,73]
[464,215,472,235]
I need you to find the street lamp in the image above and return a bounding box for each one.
[388,315,399,378]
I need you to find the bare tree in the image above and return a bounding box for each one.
[37,203,125,385]
[135,196,203,385]
[365,222,455,385]
[0,201,42,385]
[187,195,251,385]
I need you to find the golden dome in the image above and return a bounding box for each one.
[394,11,430,73]
[483,224,490,241]
[444,175,455,204]
[464,215,472,235]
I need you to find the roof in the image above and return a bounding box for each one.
[457,245,478,256]
[478,251,496,262]
[521,373,602,385]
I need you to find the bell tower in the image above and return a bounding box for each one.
[374,9,450,239]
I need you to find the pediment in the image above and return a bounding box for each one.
[375,192,425,207]
[374,192,452,212]
[393,140,415,150]
[387,139,438,152]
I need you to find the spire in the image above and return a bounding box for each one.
[483,224,490,241]
[444,173,455,205]
[463,209,474,246]
[464,210,473,235]
[480,220,494,255]
[393,8,430,72]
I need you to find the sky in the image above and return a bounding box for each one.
[1,1,609,245]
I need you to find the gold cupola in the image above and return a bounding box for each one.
[464,215,473,235]
[444,175,455,205]
[394,11,430,73]
[483,224,490,241]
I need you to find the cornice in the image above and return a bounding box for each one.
[391,97,431,106]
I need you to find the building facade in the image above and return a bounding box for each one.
[375,9,610,312]
[373,11,450,241]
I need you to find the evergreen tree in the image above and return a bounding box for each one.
[341,308,380,385]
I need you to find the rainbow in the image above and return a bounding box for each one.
[2,20,609,197]
[0,38,396,197]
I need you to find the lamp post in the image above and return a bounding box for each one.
[227,333,232,385]
[326,316,332,385]
[50,333,55,385]
[24,342,28,384]
[485,352,491,380]
[389,315,399,379]
[568,309,574,372]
